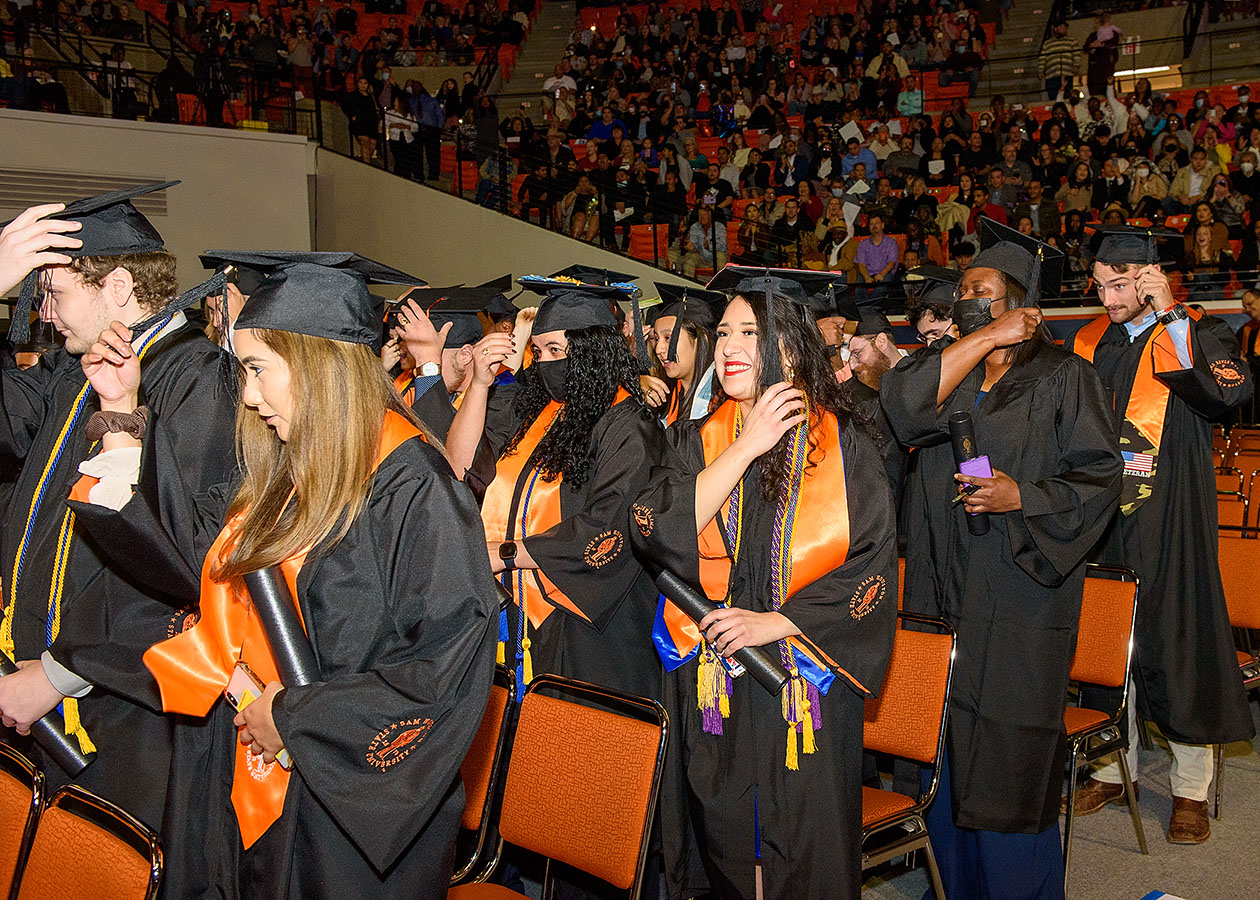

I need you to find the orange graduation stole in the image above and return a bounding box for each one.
[1073,305,1200,515]
[1239,320,1260,359]
[658,400,858,767]
[143,411,421,848]
[480,389,631,681]
[664,384,683,426]
[393,370,416,406]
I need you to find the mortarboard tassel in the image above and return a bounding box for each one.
[128,270,230,340]
[761,271,782,387]
[8,271,39,346]
[629,285,650,372]
[666,290,688,364]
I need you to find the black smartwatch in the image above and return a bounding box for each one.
[1156,304,1189,326]
[498,540,518,571]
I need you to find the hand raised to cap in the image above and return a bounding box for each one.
[0,203,83,297]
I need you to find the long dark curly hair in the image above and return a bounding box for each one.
[505,325,644,488]
[713,291,879,502]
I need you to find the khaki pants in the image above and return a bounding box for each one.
[669,249,728,278]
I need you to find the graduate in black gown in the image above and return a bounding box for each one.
[633,266,898,900]
[1065,227,1256,844]
[446,279,667,702]
[649,283,725,426]
[67,257,498,899]
[880,221,1122,900]
[0,184,236,896]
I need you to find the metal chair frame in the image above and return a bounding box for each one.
[1063,564,1147,892]
[860,611,957,900]
[0,743,43,900]
[450,664,517,886]
[1217,489,1249,528]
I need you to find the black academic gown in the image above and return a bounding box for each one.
[880,340,1122,833]
[1065,315,1256,746]
[71,426,498,900]
[633,409,898,900]
[484,396,667,701]
[0,322,235,885]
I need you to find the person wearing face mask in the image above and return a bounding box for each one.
[1127,157,1170,220]
[632,266,896,900]
[447,278,667,702]
[881,220,1122,900]
[1233,150,1260,218]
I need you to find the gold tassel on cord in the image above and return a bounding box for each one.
[496,641,505,665]
[801,687,817,756]
[521,636,533,685]
[61,697,97,754]
[785,724,799,771]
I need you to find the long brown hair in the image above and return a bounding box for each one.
[212,329,441,580]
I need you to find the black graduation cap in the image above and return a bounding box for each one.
[530,283,626,334]
[852,307,895,338]
[971,218,1063,303]
[396,284,487,348]
[1089,225,1182,267]
[6,180,180,344]
[546,265,640,290]
[905,265,961,307]
[652,282,727,363]
[234,256,427,346]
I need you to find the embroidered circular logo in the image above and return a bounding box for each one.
[1211,359,1245,388]
[167,609,200,638]
[584,530,624,568]
[632,503,655,537]
[849,575,886,620]
[366,717,434,770]
[246,751,276,782]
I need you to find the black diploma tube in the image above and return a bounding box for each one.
[242,568,320,686]
[0,655,94,776]
[654,569,789,696]
[949,410,990,536]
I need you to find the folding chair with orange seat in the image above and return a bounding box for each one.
[16,785,162,900]
[1211,529,1260,820]
[860,611,956,900]
[1217,490,1248,528]
[0,742,42,900]
[1062,564,1146,889]
[1216,466,1244,493]
[451,665,517,886]
[1229,448,1260,479]
[1228,426,1260,454]
[895,557,905,610]
[628,224,670,265]
[448,675,667,900]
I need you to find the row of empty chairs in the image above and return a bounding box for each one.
[0,743,162,900]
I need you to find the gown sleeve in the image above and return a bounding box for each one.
[521,403,665,632]
[879,342,977,448]
[1153,315,1254,419]
[777,426,899,699]
[56,362,237,708]
[1004,355,1122,587]
[0,350,57,462]
[269,455,498,875]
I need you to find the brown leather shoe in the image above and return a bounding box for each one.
[1061,778,1134,816]
[1167,797,1210,844]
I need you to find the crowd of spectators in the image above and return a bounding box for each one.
[433,2,1260,302]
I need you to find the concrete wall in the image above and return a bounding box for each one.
[0,109,312,290]
[313,147,689,294]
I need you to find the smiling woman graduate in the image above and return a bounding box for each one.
[66,256,498,900]
[630,265,898,900]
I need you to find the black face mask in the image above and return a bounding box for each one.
[534,358,570,402]
[953,297,996,336]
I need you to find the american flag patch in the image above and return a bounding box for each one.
[1122,451,1155,477]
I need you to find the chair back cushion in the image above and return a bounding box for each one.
[459,682,511,831]
[17,806,151,900]
[1069,576,1136,688]
[1219,535,1260,630]
[0,766,34,898]
[498,692,660,890]
[863,628,952,764]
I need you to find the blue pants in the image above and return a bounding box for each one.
[922,750,1066,900]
